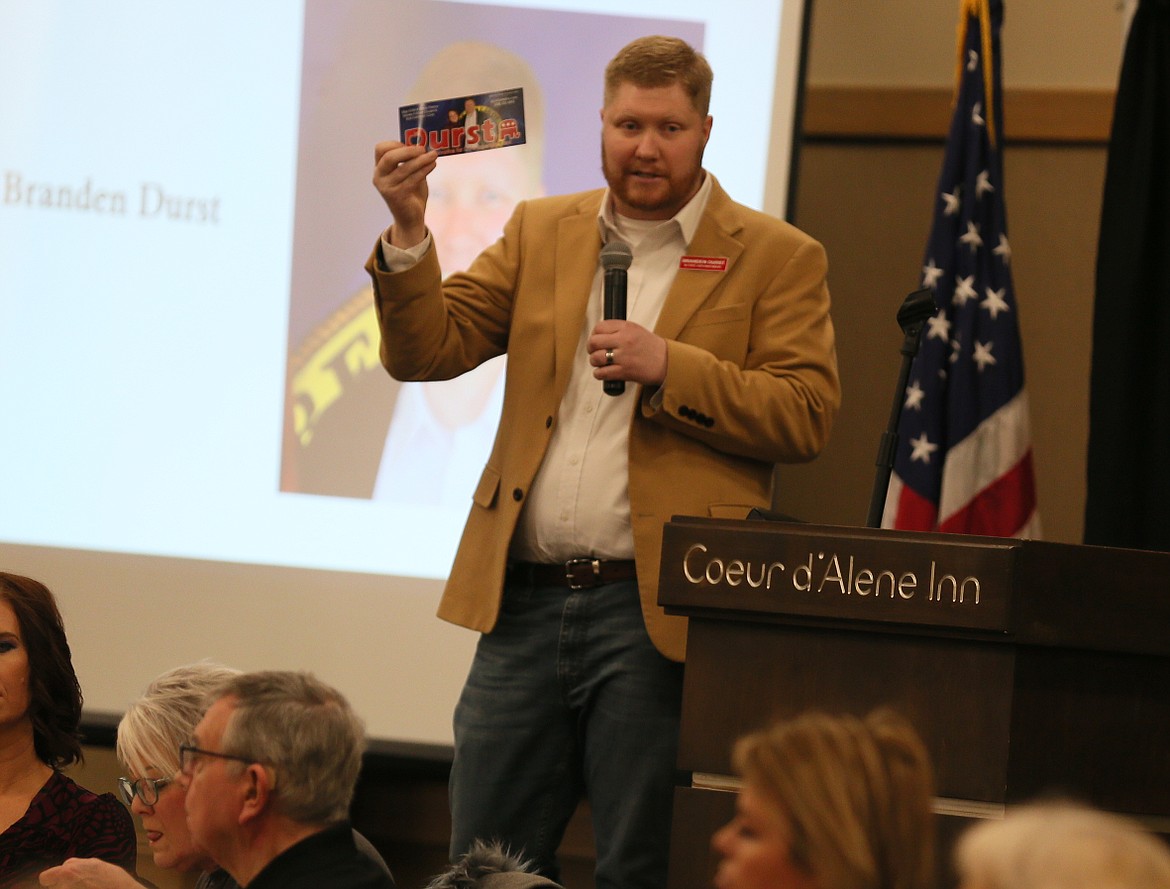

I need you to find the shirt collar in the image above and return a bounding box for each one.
[597,171,713,247]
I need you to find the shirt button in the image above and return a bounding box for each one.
[512,488,524,501]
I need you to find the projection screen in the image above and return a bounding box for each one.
[0,0,812,749]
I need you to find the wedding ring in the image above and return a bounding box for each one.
[605,348,614,366]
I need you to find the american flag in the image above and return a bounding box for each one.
[882,0,1039,538]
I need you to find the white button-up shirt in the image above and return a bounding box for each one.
[380,173,715,562]
[511,173,714,562]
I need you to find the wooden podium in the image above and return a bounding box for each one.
[658,517,1170,889]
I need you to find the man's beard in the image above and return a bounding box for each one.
[601,142,704,218]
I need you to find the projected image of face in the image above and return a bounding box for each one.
[367,133,544,505]
[406,144,541,433]
[428,143,542,276]
[281,36,552,515]
[361,42,549,508]
[281,6,713,570]
[601,80,711,221]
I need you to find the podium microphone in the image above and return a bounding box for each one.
[865,288,939,528]
[600,239,633,396]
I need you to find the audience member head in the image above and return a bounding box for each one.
[425,838,563,889]
[214,669,365,823]
[604,35,714,116]
[0,571,83,769]
[713,709,935,889]
[955,801,1170,889]
[180,670,367,882]
[115,661,240,871]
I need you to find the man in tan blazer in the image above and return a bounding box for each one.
[367,36,839,889]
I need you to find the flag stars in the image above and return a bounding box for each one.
[926,313,951,341]
[973,340,997,370]
[994,233,1011,264]
[922,259,944,289]
[982,287,1010,319]
[888,8,1036,534]
[941,187,961,216]
[905,380,926,410]
[953,275,977,307]
[909,433,939,464]
[959,221,983,253]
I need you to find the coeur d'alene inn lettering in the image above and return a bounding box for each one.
[680,543,981,607]
[659,519,1013,631]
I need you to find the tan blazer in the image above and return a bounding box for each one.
[367,176,839,662]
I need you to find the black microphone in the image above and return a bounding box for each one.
[600,239,632,396]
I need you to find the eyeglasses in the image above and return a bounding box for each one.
[117,775,172,807]
[178,744,258,776]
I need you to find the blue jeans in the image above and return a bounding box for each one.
[449,577,684,889]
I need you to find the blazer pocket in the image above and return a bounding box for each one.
[688,302,749,328]
[680,302,750,362]
[473,466,501,509]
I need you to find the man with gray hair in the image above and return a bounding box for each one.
[177,670,394,889]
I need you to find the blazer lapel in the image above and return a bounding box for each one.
[553,196,604,398]
[654,178,746,341]
[543,181,747,374]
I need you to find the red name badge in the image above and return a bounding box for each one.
[680,255,728,272]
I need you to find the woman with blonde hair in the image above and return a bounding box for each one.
[38,662,240,888]
[712,709,935,889]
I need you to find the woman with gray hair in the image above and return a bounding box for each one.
[955,801,1170,889]
[119,662,243,876]
[39,662,240,888]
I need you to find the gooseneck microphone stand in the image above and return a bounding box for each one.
[865,288,940,528]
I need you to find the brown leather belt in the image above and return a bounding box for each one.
[508,558,637,590]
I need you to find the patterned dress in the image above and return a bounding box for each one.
[0,771,137,888]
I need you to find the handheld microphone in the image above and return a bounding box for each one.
[600,239,632,396]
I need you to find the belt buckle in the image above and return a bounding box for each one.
[564,557,602,590]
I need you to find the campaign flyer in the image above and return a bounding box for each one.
[398,87,526,156]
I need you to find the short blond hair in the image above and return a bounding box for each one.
[956,801,1170,889]
[604,36,712,116]
[733,709,935,889]
[116,662,241,778]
